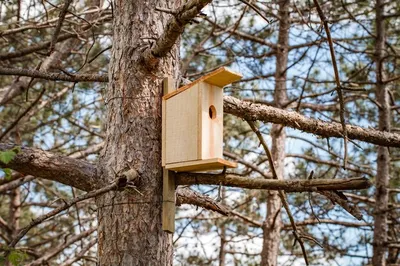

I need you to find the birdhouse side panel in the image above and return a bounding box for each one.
[165,84,200,164]
[200,82,223,160]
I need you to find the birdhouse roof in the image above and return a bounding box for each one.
[163,67,242,100]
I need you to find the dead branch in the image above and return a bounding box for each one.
[313,0,348,168]
[48,0,73,54]
[26,228,96,266]
[7,182,117,249]
[247,120,309,265]
[317,190,363,220]
[0,67,108,82]
[0,175,35,194]
[176,173,371,192]
[0,15,111,61]
[0,89,45,142]
[176,187,230,216]
[59,238,97,266]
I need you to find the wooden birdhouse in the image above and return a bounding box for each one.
[162,67,242,172]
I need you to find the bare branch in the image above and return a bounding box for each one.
[313,0,348,169]
[0,143,97,191]
[176,187,230,216]
[247,120,307,264]
[0,67,108,82]
[48,0,73,54]
[59,238,97,266]
[318,190,362,220]
[27,228,96,266]
[224,95,400,147]
[0,176,35,194]
[0,15,111,61]
[7,182,117,249]
[0,89,45,142]
[176,173,371,192]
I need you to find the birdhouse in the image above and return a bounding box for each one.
[162,67,242,172]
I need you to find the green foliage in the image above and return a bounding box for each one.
[2,168,12,180]
[7,250,28,266]
[0,147,20,164]
[0,249,28,266]
[0,147,20,180]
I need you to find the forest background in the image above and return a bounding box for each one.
[0,0,399,265]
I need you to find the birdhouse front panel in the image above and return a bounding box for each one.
[199,82,223,160]
[162,67,242,172]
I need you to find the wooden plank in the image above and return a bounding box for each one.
[163,67,242,100]
[162,77,174,166]
[165,83,199,164]
[162,100,166,166]
[197,82,203,160]
[200,83,223,160]
[162,77,175,166]
[162,77,176,234]
[162,168,175,233]
[204,68,243,87]
[165,158,237,172]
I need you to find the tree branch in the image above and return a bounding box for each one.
[27,228,96,266]
[176,187,230,216]
[176,173,371,192]
[0,175,35,194]
[48,0,73,55]
[0,67,108,83]
[143,0,212,67]
[0,144,97,191]
[7,182,117,249]
[224,95,400,147]
[0,142,371,193]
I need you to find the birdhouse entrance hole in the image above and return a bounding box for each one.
[209,105,217,119]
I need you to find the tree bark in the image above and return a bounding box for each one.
[261,1,289,265]
[372,0,390,265]
[5,188,20,266]
[95,1,180,265]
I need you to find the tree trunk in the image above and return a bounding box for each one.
[219,188,226,266]
[96,1,180,265]
[5,188,21,266]
[261,1,289,265]
[372,0,390,265]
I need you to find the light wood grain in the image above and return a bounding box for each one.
[162,77,176,234]
[163,67,242,100]
[162,168,175,233]
[165,158,237,172]
[200,82,223,160]
[165,83,200,164]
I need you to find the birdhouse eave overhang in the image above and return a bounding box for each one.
[163,67,242,100]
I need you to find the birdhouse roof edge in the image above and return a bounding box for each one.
[163,67,242,100]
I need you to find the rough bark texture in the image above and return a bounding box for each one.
[176,173,371,192]
[95,1,180,265]
[0,144,96,191]
[261,1,289,265]
[176,187,231,215]
[372,0,390,264]
[5,188,20,266]
[223,96,400,148]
